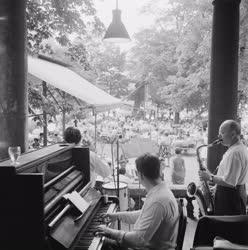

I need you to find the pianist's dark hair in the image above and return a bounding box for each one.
[135,153,160,180]
[64,127,82,144]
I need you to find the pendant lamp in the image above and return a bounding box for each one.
[103,0,131,43]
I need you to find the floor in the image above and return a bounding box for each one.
[183,218,198,250]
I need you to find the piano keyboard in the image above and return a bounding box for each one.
[72,202,117,250]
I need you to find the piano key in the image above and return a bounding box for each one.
[71,201,117,250]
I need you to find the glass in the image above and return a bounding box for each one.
[8,146,21,166]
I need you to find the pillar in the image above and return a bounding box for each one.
[207,0,241,172]
[0,0,27,159]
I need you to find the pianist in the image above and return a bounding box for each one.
[64,127,111,186]
[96,153,179,250]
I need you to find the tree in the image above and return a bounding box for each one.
[128,0,213,122]
[90,44,130,99]
[127,27,178,113]
[27,0,104,53]
[238,0,248,118]
[27,0,105,128]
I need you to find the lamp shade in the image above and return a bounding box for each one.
[103,9,130,43]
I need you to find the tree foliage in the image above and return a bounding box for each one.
[27,0,104,52]
[129,0,248,122]
[27,0,248,125]
[238,0,248,116]
[27,0,105,124]
[27,0,131,124]
[129,0,212,116]
[90,44,130,99]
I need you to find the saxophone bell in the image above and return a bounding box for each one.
[186,182,197,197]
[187,139,221,216]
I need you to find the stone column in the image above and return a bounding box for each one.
[0,0,27,159]
[207,0,241,172]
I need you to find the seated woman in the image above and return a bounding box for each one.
[32,138,40,149]
[64,127,111,186]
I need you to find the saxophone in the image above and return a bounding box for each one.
[187,139,222,216]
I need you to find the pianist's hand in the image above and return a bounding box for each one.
[101,212,118,224]
[95,225,112,238]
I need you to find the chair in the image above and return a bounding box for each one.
[176,198,188,250]
[192,215,248,248]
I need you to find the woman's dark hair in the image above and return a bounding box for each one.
[64,127,82,144]
[119,168,126,175]
[135,153,160,180]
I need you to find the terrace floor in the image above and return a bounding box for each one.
[183,218,198,250]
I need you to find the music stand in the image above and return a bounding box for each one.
[111,136,121,229]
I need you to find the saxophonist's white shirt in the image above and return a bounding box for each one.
[217,141,248,186]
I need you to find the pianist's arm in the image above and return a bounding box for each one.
[116,210,141,224]
[121,203,164,248]
[97,203,164,248]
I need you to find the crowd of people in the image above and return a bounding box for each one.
[64,111,203,145]
[27,110,210,189]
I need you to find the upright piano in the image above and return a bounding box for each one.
[0,144,118,250]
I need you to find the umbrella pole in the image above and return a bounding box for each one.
[116,138,121,229]
[94,109,97,151]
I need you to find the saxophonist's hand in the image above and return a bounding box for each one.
[198,169,211,181]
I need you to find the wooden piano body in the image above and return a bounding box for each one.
[0,144,118,250]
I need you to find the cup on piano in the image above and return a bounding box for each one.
[8,146,21,166]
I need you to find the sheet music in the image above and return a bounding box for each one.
[64,191,90,214]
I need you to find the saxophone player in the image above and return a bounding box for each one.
[199,120,248,215]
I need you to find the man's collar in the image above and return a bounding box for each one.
[147,182,165,197]
[229,139,241,148]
